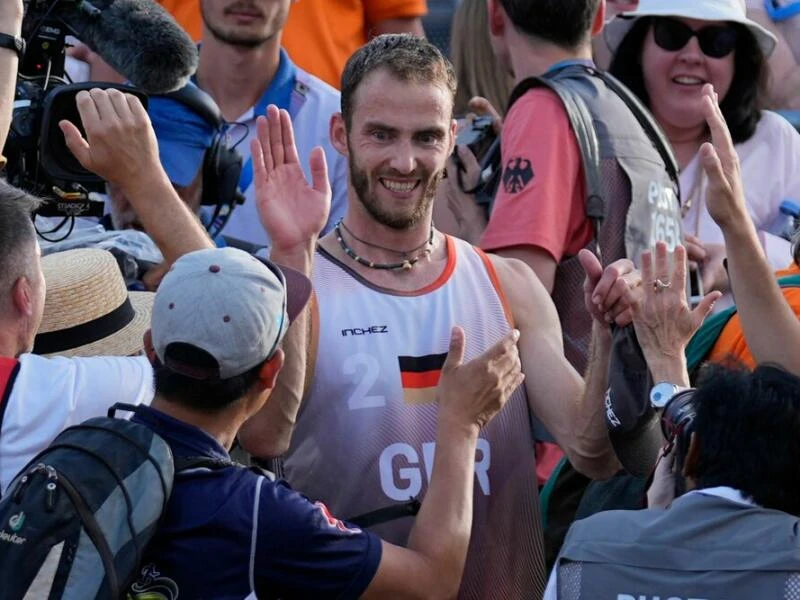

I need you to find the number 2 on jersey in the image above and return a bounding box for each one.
[344,353,387,410]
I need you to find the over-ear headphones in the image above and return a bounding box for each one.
[162,84,245,238]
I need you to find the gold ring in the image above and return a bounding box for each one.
[653,279,671,292]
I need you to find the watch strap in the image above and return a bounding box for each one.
[0,32,25,59]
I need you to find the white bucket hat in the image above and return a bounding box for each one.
[604,0,778,58]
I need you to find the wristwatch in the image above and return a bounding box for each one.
[649,382,687,409]
[0,33,25,59]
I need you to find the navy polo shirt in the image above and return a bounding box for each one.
[131,406,382,599]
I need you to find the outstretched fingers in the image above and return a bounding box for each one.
[701,85,736,172]
[653,241,671,289]
[692,290,722,329]
[255,115,274,173]
[670,245,688,296]
[280,108,300,165]
[309,146,331,197]
[267,104,285,168]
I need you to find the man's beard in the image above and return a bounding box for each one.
[348,153,443,231]
[202,3,273,49]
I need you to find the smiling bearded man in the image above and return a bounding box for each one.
[237,34,629,600]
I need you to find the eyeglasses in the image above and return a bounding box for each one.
[652,18,739,59]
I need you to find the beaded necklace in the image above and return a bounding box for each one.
[334,220,435,271]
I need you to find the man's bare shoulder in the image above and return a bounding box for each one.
[485,253,558,328]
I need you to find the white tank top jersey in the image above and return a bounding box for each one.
[283,236,546,599]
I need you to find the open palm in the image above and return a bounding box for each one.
[251,104,332,252]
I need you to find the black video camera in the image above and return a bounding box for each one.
[4,1,146,220]
[452,115,502,209]
[660,388,697,496]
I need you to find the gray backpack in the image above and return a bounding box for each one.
[0,403,230,599]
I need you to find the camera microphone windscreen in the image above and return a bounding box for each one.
[62,0,198,94]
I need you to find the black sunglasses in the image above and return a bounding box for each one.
[652,18,739,59]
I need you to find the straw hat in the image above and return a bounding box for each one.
[604,0,778,58]
[34,249,153,358]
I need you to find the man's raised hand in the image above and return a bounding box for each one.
[700,84,749,231]
[251,104,331,253]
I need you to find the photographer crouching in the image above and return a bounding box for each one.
[544,241,800,597]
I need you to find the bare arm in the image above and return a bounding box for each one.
[699,84,800,373]
[362,328,523,599]
[60,88,213,262]
[495,245,557,294]
[489,254,619,479]
[0,2,23,154]
[237,105,331,458]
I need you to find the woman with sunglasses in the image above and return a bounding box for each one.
[605,0,800,307]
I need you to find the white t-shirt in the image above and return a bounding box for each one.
[0,353,154,495]
[680,110,800,270]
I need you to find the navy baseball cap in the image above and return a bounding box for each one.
[148,83,217,188]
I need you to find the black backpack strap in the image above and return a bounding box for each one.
[347,496,421,529]
[107,402,147,418]
[507,70,605,260]
[175,456,276,481]
[174,456,238,473]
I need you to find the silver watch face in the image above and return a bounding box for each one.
[650,383,678,408]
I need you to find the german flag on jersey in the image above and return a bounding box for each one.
[398,352,448,405]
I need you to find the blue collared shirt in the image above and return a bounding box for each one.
[130,405,382,599]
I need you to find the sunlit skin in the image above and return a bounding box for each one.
[641,18,735,144]
[200,0,291,48]
[21,242,46,354]
[107,171,203,232]
[332,69,457,242]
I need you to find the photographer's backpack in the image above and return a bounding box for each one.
[0,402,236,599]
[508,64,684,569]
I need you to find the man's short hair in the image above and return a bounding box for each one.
[340,34,457,129]
[150,247,311,412]
[0,181,41,302]
[692,364,800,516]
[498,0,602,49]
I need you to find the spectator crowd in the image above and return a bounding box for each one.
[2,0,800,598]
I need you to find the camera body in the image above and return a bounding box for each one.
[452,115,502,209]
[4,1,144,218]
[660,388,697,496]
[455,115,496,162]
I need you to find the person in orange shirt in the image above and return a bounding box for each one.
[705,261,800,369]
[281,0,428,89]
[153,0,427,89]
